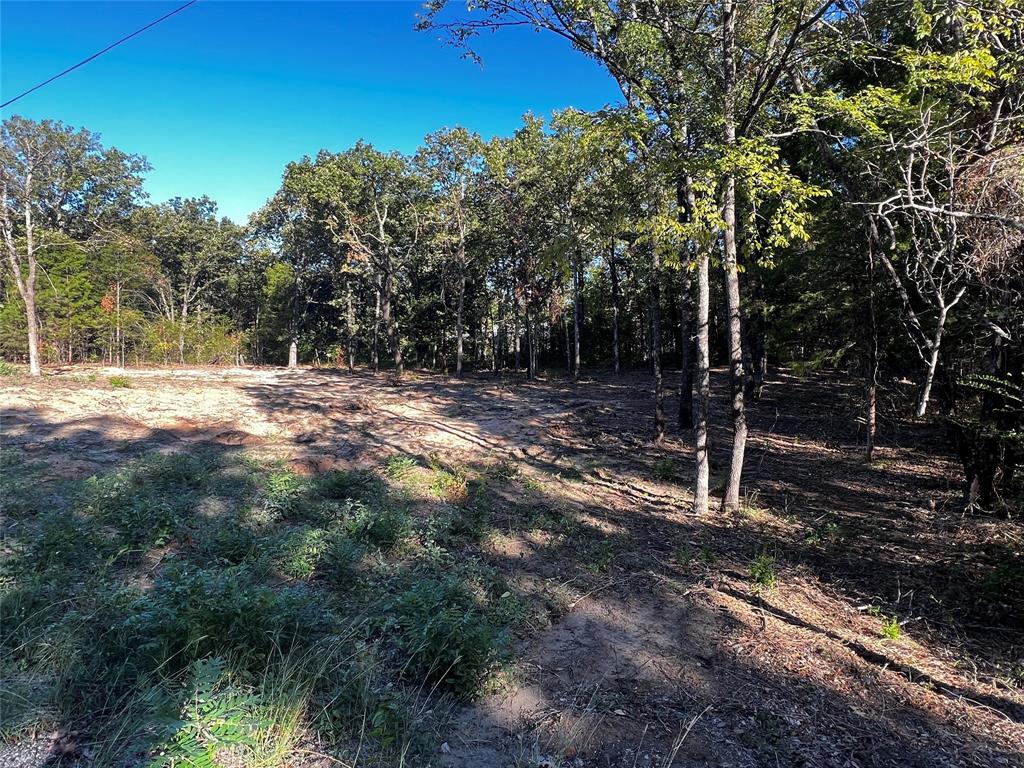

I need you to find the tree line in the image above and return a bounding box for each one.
[2,0,1022,514]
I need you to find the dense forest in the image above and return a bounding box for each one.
[2,1,1024,766]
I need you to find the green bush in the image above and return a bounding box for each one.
[389,575,501,695]
[314,469,374,501]
[108,374,131,388]
[750,552,778,589]
[123,564,336,671]
[343,500,408,551]
[261,470,307,518]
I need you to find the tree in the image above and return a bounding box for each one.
[132,197,242,364]
[416,127,484,376]
[0,116,147,374]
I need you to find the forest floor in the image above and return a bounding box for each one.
[1,365,1022,768]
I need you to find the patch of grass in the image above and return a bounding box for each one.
[0,360,20,376]
[430,468,468,503]
[981,557,1024,600]
[750,551,778,590]
[580,539,616,574]
[804,521,844,546]
[490,460,520,480]
[522,475,545,492]
[672,543,716,569]
[108,374,131,388]
[1,448,527,763]
[313,468,373,500]
[383,454,418,479]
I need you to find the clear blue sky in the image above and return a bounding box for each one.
[1,1,619,223]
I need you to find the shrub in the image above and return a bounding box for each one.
[750,552,778,589]
[29,510,113,573]
[191,519,260,565]
[261,470,307,518]
[389,575,500,696]
[123,564,335,671]
[343,500,408,551]
[146,656,267,768]
[314,469,373,501]
[0,360,20,376]
[276,526,327,580]
[653,458,675,482]
[320,531,362,586]
[108,374,131,388]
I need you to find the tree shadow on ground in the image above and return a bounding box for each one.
[2,364,1023,766]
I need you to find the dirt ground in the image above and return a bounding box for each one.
[2,365,1023,767]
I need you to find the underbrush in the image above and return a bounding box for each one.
[0,448,525,766]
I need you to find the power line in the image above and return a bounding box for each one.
[1,0,200,110]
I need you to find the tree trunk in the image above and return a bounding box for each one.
[721,0,748,513]
[609,241,621,375]
[916,289,964,417]
[866,225,880,461]
[288,337,298,368]
[23,289,42,376]
[573,249,582,378]
[456,271,466,377]
[650,247,665,443]
[525,306,536,380]
[678,176,696,429]
[5,174,43,376]
[381,272,402,376]
[346,278,355,371]
[178,300,189,365]
[695,243,711,514]
[373,288,381,372]
[564,313,571,372]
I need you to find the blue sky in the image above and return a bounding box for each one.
[1,1,619,223]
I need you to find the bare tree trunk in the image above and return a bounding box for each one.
[573,249,582,378]
[916,288,964,417]
[373,288,380,372]
[525,305,536,380]
[695,244,711,514]
[564,313,571,372]
[721,0,748,513]
[514,301,522,371]
[456,271,466,377]
[610,241,621,375]
[2,175,43,376]
[382,272,402,376]
[651,247,665,443]
[23,289,42,375]
[678,176,696,429]
[346,278,355,371]
[178,300,189,365]
[866,226,879,461]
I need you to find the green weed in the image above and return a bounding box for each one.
[750,552,778,589]
[881,615,902,640]
[108,374,131,388]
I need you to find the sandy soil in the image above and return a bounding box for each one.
[2,365,1022,767]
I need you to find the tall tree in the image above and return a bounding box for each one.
[0,116,147,374]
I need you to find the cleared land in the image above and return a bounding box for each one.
[1,366,1022,767]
